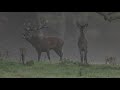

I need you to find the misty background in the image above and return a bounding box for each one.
[0,12,120,64]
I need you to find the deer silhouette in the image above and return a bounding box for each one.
[76,21,88,64]
[23,18,64,61]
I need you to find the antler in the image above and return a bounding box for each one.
[22,21,34,40]
[24,21,36,31]
[22,17,48,40]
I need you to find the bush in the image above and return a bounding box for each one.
[105,56,117,65]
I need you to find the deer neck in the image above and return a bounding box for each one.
[80,30,85,39]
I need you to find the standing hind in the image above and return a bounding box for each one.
[76,21,88,64]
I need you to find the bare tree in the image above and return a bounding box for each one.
[96,12,120,22]
[96,12,111,22]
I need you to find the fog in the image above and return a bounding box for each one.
[0,12,120,64]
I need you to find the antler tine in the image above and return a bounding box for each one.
[22,30,28,39]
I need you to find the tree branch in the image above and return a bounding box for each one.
[96,12,120,22]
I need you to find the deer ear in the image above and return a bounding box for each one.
[85,24,88,27]
[76,21,81,28]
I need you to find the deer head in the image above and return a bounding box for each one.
[38,17,48,30]
[23,17,48,40]
[76,21,88,33]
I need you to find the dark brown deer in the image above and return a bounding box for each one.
[76,21,88,64]
[23,18,64,61]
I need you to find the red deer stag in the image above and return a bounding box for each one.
[23,18,64,61]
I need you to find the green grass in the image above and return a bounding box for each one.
[0,59,120,78]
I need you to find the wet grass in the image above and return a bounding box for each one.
[0,59,120,78]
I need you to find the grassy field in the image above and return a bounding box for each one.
[0,59,120,78]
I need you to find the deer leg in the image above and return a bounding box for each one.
[80,51,83,64]
[54,48,63,61]
[58,49,63,61]
[21,54,25,64]
[38,52,41,62]
[84,51,88,65]
[46,51,50,61]
[60,51,63,61]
